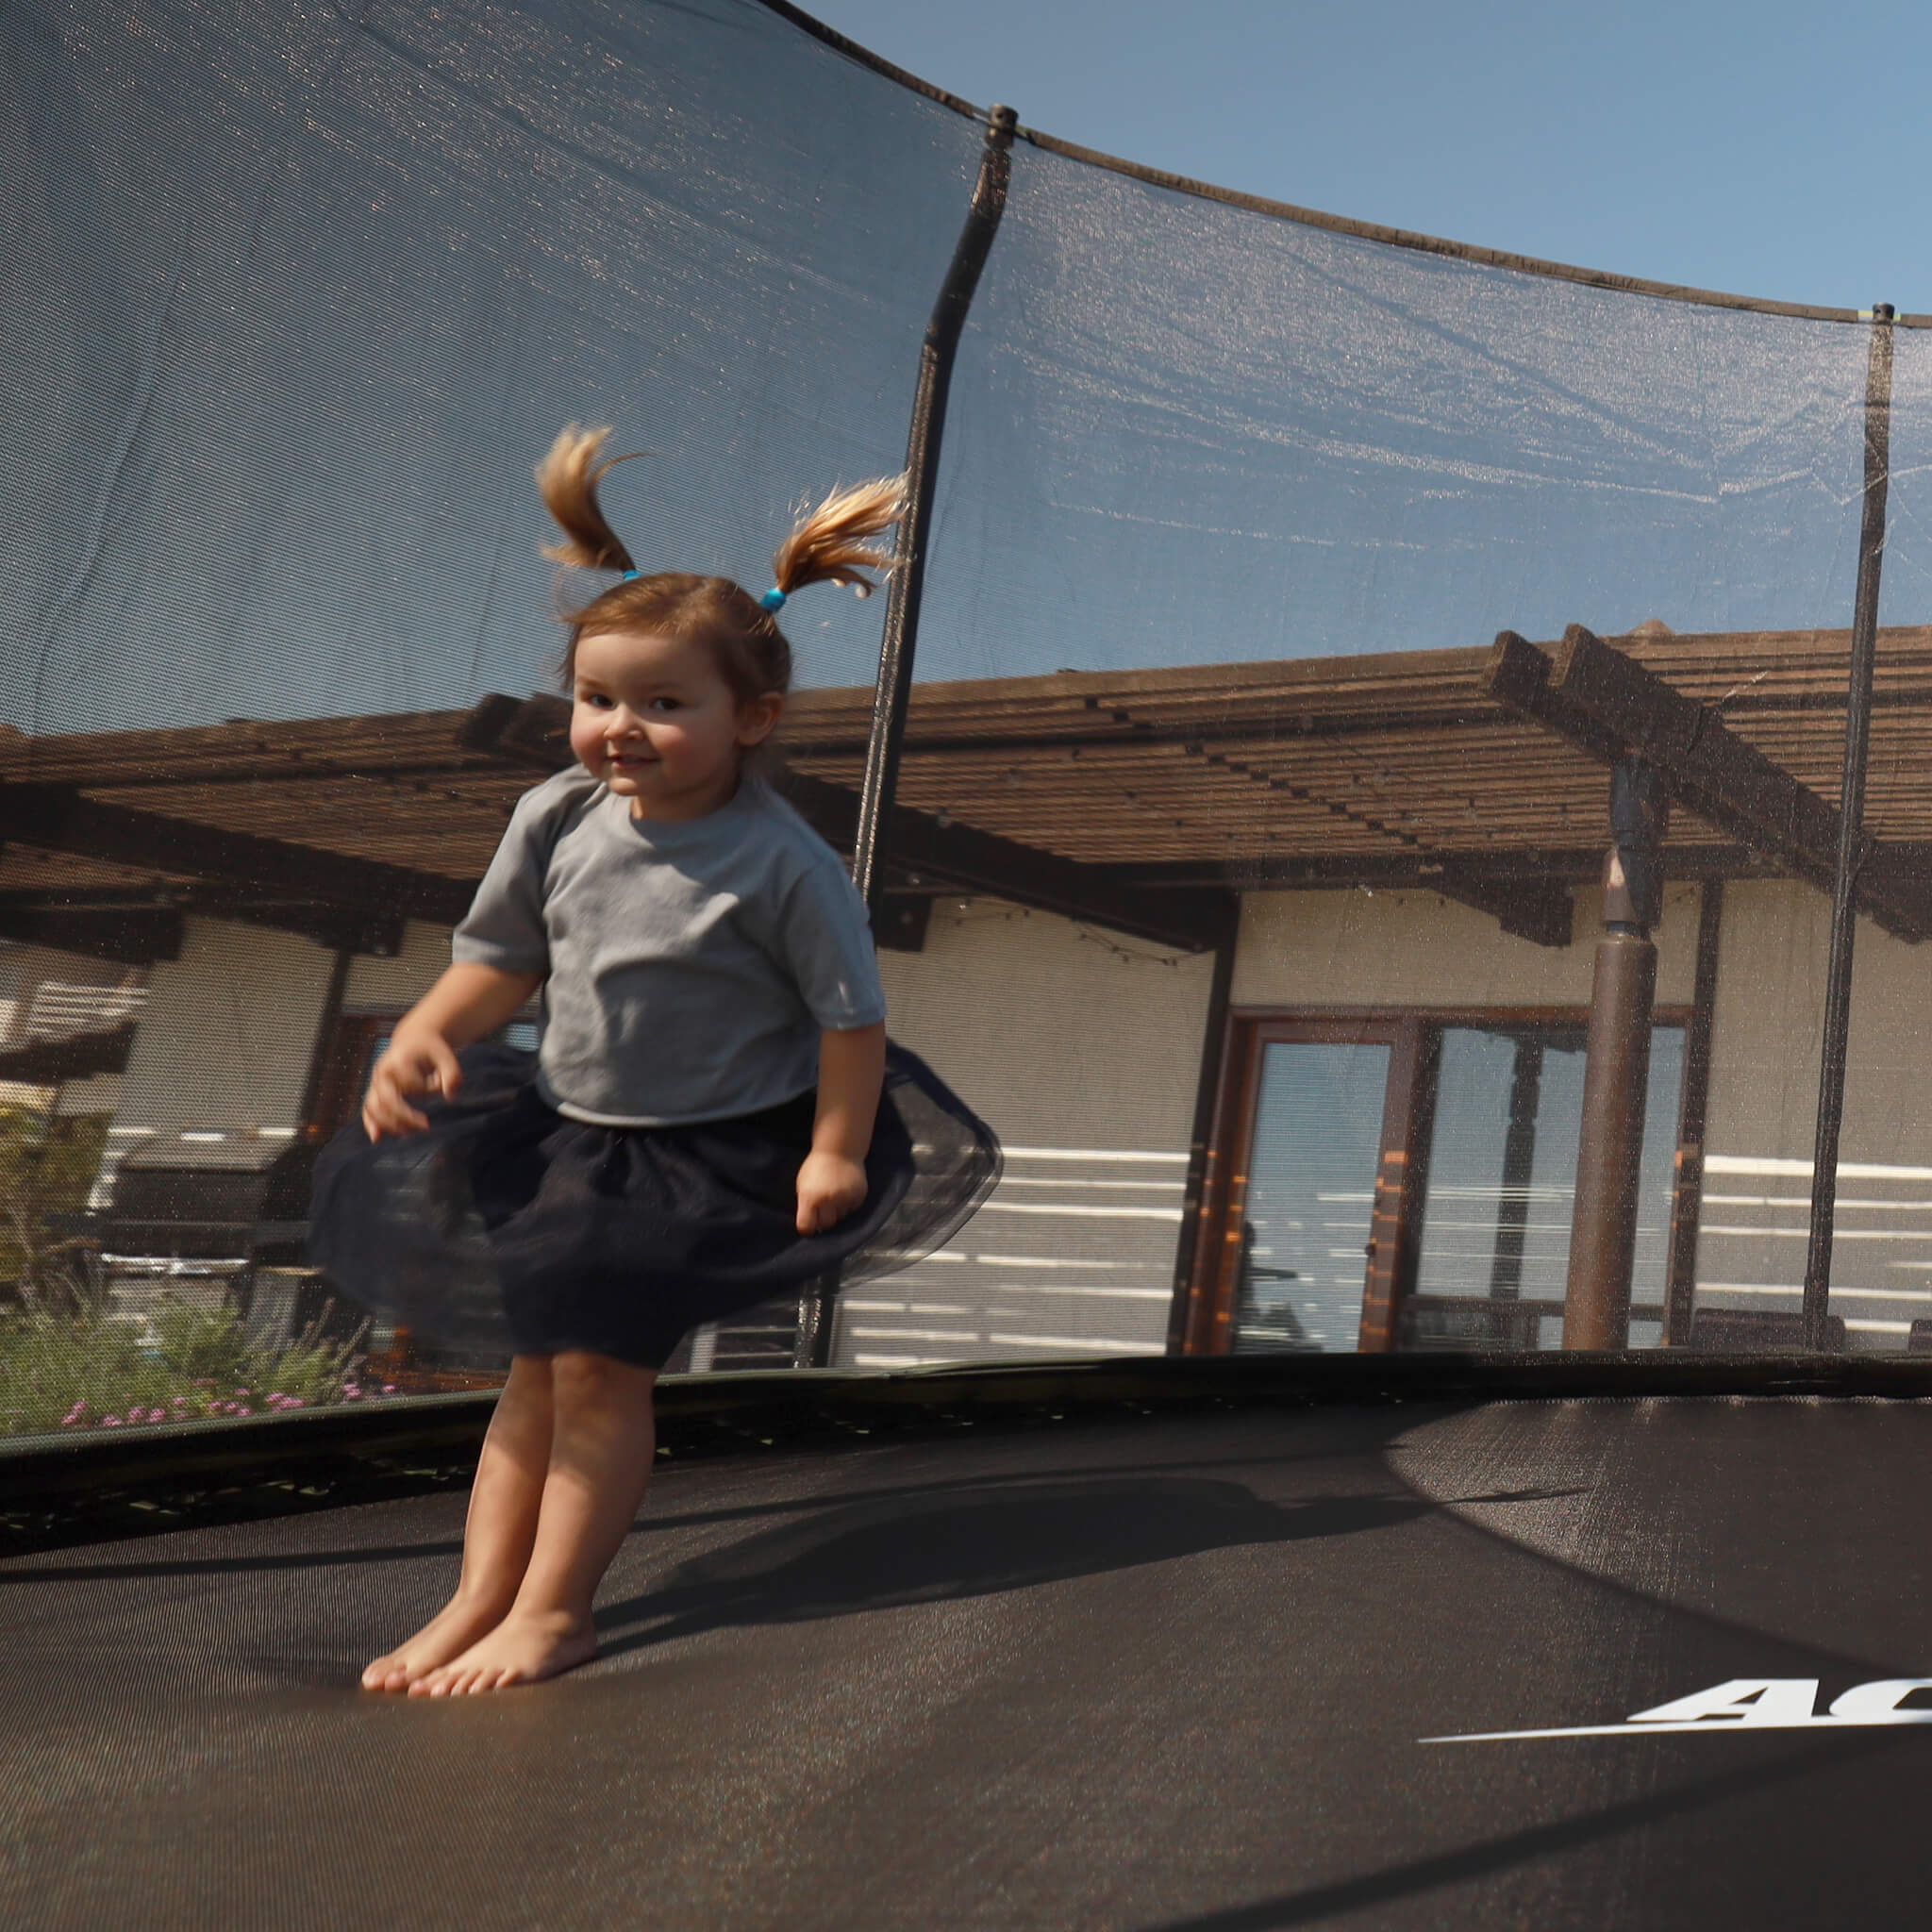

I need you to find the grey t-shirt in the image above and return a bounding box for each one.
[452,768,887,1126]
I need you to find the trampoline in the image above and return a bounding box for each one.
[13,0,1932,1924]
[10,1374,1932,1926]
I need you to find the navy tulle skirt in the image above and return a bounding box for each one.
[308,1041,1001,1369]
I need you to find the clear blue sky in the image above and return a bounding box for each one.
[810,0,1932,313]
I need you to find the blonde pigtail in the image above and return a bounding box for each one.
[536,424,641,574]
[770,475,907,602]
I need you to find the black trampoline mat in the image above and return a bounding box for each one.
[6,1397,1932,1929]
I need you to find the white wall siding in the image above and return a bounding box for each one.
[0,942,147,1049]
[837,902,1218,1366]
[1697,879,1932,1348]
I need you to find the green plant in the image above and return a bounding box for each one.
[0,1295,391,1440]
[0,1104,110,1309]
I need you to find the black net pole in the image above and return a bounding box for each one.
[799,107,1015,1372]
[851,104,1018,917]
[1801,305,1896,1352]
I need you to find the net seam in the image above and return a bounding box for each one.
[1013,126,1924,326]
[749,0,983,120]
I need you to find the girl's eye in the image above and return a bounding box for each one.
[649,697,681,712]
[580,692,614,709]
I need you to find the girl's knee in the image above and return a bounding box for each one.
[551,1349,657,1402]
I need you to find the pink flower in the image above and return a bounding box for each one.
[235,1407,253,1418]
[102,1417,123,1427]
[380,1385,396,1395]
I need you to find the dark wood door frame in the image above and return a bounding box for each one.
[304,1012,387,1142]
[1179,1014,1406,1356]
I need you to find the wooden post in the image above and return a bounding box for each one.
[1563,758,1667,1351]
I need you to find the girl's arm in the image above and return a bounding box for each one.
[795,1021,887,1234]
[362,961,544,1141]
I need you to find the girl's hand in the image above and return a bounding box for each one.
[361,1030,462,1141]
[796,1150,868,1235]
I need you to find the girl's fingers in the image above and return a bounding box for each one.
[425,1037,463,1098]
[795,1185,863,1234]
[362,1068,431,1141]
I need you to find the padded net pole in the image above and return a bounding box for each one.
[1802,305,1896,1352]
[851,103,1018,916]
[802,106,1014,1370]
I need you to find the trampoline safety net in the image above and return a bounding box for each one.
[7,0,1932,1440]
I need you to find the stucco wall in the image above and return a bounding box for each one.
[343,920,452,1012]
[1231,883,1702,1011]
[878,900,1216,1152]
[110,919,338,1137]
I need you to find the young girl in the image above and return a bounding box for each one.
[311,425,998,1696]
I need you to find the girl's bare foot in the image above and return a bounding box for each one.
[361,1591,513,1693]
[408,1609,597,1695]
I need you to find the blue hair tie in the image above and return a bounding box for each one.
[758,586,787,612]
[620,569,641,581]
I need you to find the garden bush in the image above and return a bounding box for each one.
[0,1297,393,1439]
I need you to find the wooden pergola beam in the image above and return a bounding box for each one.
[459,693,1240,956]
[1482,627,1932,943]
[1428,868,1574,948]
[0,1021,138,1086]
[1101,847,1765,890]
[0,785,475,931]
[0,904,183,966]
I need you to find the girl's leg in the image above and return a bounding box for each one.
[361,1353,557,1692]
[413,1350,658,1694]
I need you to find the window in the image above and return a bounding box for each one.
[306,1013,541,1141]
[1407,1024,1684,1350]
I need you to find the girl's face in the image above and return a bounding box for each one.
[569,629,783,821]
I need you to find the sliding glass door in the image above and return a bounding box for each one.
[1191,1010,1691,1355]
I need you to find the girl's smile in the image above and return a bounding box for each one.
[568,628,782,822]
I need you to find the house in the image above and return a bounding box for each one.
[6,625,1928,1367]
